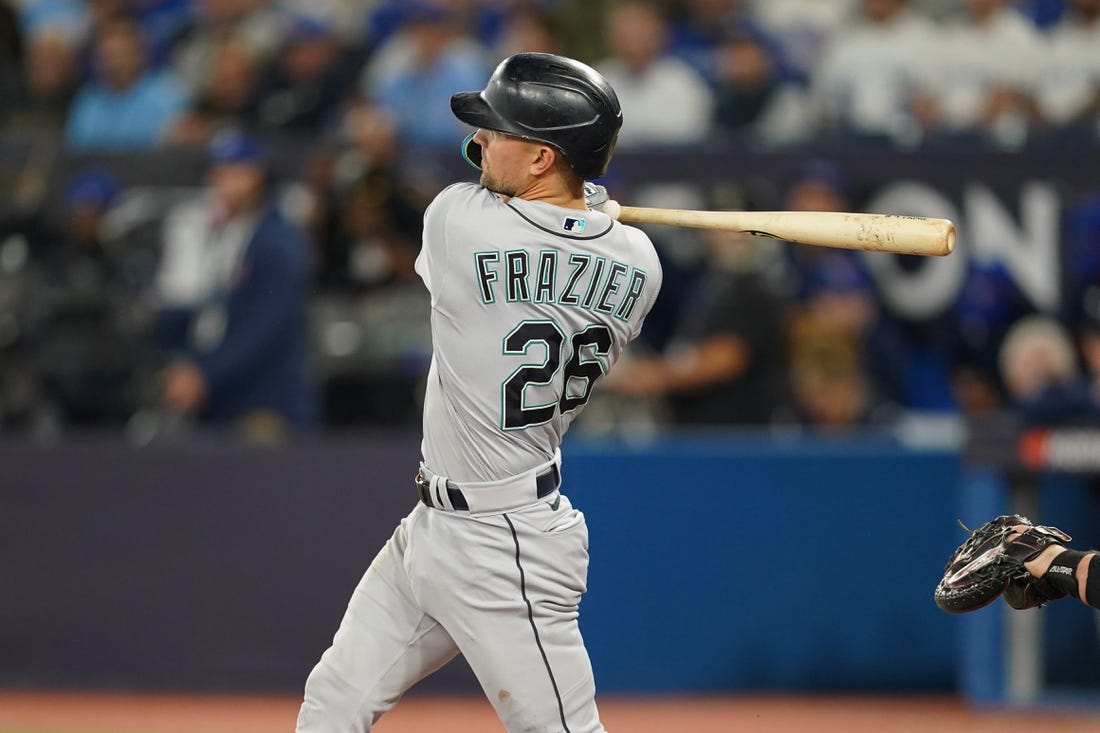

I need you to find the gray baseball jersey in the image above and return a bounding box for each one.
[415,182,662,483]
[298,182,661,733]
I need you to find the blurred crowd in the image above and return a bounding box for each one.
[0,0,1099,439]
[4,0,1100,150]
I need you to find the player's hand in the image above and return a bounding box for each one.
[583,182,609,211]
[162,361,209,414]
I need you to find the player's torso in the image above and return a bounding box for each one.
[417,183,661,483]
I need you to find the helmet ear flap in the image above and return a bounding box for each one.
[461,132,482,171]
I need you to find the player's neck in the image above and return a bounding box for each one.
[510,179,586,211]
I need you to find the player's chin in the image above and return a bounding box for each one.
[480,173,515,198]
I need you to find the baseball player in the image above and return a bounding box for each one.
[297,53,662,733]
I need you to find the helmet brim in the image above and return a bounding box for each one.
[450,92,504,132]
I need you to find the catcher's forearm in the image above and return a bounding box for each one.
[1029,549,1100,608]
[1085,554,1100,608]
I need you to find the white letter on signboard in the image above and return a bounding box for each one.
[862,182,967,321]
[964,182,1060,312]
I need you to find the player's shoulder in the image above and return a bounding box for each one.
[427,182,498,216]
[424,183,510,251]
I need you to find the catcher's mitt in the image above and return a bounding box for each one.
[933,514,1070,614]
[1003,574,1069,610]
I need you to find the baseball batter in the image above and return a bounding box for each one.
[297,53,662,733]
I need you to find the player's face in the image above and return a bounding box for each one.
[474,128,539,197]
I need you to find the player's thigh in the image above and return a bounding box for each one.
[420,498,603,733]
[299,506,460,732]
[463,600,602,733]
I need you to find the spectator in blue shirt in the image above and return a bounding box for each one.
[153,130,317,434]
[65,17,187,150]
[362,2,490,149]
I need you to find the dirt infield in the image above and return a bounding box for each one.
[2,691,1100,733]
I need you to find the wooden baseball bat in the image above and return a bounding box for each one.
[603,201,955,257]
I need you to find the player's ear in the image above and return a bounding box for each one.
[529,144,557,177]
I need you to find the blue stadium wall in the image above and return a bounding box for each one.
[10,431,1096,695]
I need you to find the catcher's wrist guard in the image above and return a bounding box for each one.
[934,514,1071,614]
[1087,555,1100,608]
[1042,550,1086,595]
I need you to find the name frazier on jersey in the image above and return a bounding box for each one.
[473,249,650,322]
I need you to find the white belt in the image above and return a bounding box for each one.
[416,450,562,514]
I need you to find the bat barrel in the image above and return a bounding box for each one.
[614,206,956,257]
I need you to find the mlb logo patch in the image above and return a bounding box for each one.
[563,217,586,233]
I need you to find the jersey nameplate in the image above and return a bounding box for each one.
[474,249,649,322]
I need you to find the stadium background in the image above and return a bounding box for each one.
[3,0,1100,729]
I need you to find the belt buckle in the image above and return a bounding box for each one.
[415,471,432,506]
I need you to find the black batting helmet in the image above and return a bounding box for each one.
[450,52,622,180]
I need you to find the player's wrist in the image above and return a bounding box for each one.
[1027,549,1085,601]
[1022,544,1068,578]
